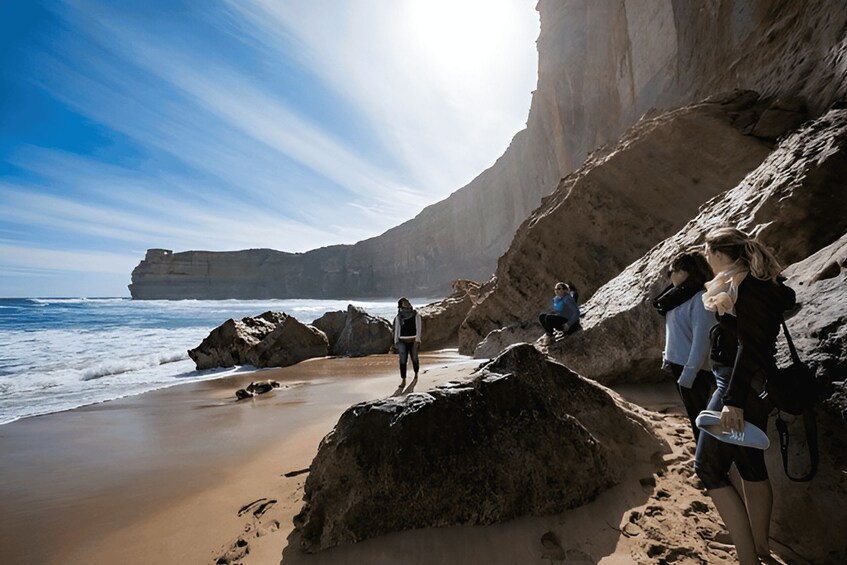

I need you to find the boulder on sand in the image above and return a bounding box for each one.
[332,305,393,357]
[188,311,328,370]
[311,311,347,352]
[292,344,663,552]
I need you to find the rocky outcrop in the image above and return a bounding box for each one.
[187,311,329,370]
[310,311,346,352]
[129,1,847,300]
[779,234,847,380]
[292,344,663,552]
[538,107,847,384]
[766,234,847,564]
[331,305,393,357]
[417,279,482,350]
[460,91,775,354]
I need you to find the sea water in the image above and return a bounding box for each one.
[0,297,428,425]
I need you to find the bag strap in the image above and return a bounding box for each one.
[780,317,802,365]
[775,409,819,482]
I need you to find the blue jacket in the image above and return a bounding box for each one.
[663,289,714,388]
[552,295,580,328]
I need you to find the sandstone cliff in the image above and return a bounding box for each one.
[538,106,847,383]
[129,0,847,300]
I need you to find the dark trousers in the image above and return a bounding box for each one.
[668,363,715,442]
[397,341,419,379]
[694,366,771,489]
[539,313,579,334]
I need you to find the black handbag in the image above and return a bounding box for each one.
[765,319,817,415]
[766,318,819,482]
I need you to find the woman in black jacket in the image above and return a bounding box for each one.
[695,227,795,565]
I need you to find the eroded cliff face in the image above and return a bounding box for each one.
[130,0,847,299]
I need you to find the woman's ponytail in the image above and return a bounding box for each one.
[705,226,783,281]
[745,239,783,281]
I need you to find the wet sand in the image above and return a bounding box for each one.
[0,350,766,565]
[0,351,481,564]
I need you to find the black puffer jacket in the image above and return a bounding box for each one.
[709,275,796,409]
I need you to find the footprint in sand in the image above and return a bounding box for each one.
[236,497,278,518]
[216,498,281,563]
[540,531,566,561]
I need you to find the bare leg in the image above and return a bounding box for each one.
[708,486,758,565]
[743,479,773,557]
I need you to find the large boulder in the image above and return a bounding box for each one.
[418,279,482,350]
[292,344,663,552]
[548,107,847,384]
[311,311,347,352]
[767,234,847,564]
[332,305,393,357]
[459,91,774,354]
[188,311,329,370]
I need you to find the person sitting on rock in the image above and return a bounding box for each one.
[539,282,580,339]
[393,297,422,381]
[235,380,281,400]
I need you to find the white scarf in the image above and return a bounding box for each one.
[703,265,748,316]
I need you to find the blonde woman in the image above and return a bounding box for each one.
[695,227,795,565]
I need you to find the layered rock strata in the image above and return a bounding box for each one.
[460,91,775,354]
[129,1,847,300]
[543,107,847,384]
[292,344,663,552]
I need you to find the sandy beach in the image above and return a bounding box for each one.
[0,349,773,565]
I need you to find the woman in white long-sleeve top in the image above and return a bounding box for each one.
[393,297,422,382]
[652,250,715,441]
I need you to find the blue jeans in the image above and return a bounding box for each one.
[694,365,770,489]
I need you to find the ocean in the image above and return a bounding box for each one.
[0,297,428,426]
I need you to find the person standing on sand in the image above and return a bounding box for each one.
[538,282,580,339]
[695,227,796,565]
[652,250,715,441]
[393,298,422,382]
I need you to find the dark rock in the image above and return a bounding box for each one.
[188,311,328,370]
[311,311,346,352]
[767,234,847,565]
[292,344,663,552]
[332,305,392,357]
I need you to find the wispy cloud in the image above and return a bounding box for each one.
[0,0,538,297]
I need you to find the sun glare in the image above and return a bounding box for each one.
[404,0,525,78]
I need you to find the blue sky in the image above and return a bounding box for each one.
[0,0,539,298]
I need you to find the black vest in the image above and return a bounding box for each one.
[400,314,417,337]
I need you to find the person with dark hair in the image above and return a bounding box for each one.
[694,227,796,565]
[538,282,580,339]
[393,297,422,382]
[566,282,580,305]
[652,249,715,441]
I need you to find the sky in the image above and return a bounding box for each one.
[0,0,539,298]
